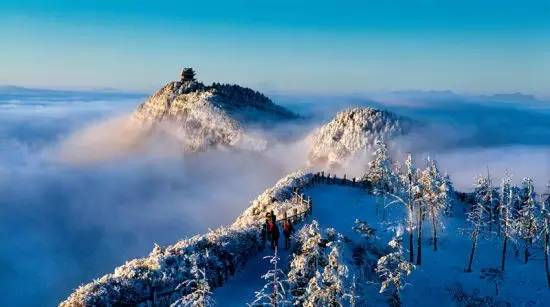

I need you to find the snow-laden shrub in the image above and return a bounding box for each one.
[447,283,510,307]
[288,221,351,306]
[61,226,262,306]
[234,171,315,227]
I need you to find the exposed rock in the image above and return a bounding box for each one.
[131,78,296,152]
[308,107,410,167]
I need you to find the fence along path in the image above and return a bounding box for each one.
[264,171,362,224]
[140,172,364,306]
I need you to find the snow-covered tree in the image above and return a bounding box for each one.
[441,172,456,216]
[386,153,423,263]
[288,221,325,305]
[352,219,376,240]
[302,272,324,307]
[418,158,447,252]
[498,173,515,271]
[376,230,414,306]
[465,175,491,272]
[364,139,394,194]
[399,153,417,262]
[172,253,215,307]
[248,247,290,307]
[290,224,351,307]
[319,245,348,306]
[517,177,538,264]
[363,140,397,220]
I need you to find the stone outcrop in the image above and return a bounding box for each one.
[308,107,410,167]
[131,77,296,152]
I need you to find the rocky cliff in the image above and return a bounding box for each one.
[131,78,296,152]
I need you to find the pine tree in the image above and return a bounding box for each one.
[320,246,348,306]
[248,247,290,307]
[363,140,396,219]
[303,272,324,307]
[288,221,325,305]
[517,177,538,264]
[172,254,215,307]
[364,139,394,194]
[376,230,414,306]
[465,175,491,272]
[441,172,455,216]
[498,173,514,271]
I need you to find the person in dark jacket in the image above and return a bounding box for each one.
[283,219,294,249]
[264,212,272,241]
[261,216,270,250]
[270,222,280,250]
[270,210,276,223]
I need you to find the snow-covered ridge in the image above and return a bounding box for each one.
[234,171,315,227]
[61,171,315,306]
[131,80,296,152]
[308,107,411,167]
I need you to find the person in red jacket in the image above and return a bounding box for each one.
[283,219,294,249]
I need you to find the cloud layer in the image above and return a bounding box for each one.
[1,88,549,306]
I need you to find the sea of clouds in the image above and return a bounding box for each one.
[0,87,548,306]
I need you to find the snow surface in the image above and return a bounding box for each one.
[214,183,550,306]
[62,171,550,306]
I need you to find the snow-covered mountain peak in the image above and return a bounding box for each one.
[308,107,410,168]
[131,73,296,152]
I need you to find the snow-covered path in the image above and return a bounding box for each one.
[213,183,550,306]
[213,184,380,305]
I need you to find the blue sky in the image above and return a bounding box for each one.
[1,0,549,95]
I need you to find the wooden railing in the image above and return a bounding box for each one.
[310,171,363,187]
[275,188,312,223]
[137,172,365,306]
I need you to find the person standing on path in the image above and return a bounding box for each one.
[283,219,294,249]
[269,210,279,250]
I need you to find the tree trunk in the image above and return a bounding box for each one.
[409,227,414,263]
[416,204,423,265]
[391,290,401,307]
[408,201,414,263]
[500,235,508,271]
[408,183,414,263]
[466,231,478,272]
[431,208,438,251]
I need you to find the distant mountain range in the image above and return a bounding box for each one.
[0,85,145,103]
